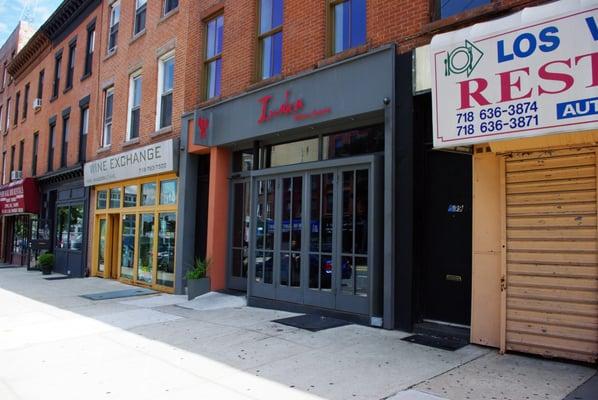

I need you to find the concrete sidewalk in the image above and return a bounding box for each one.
[0,267,594,400]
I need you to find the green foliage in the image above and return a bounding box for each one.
[38,252,54,268]
[186,257,210,280]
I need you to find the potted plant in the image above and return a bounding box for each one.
[186,257,211,300]
[38,252,54,275]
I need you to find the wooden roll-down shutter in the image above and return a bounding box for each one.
[503,147,598,363]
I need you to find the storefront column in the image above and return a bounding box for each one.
[206,147,231,290]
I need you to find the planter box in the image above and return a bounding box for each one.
[187,277,210,300]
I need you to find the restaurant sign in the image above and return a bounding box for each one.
[0,178,40,215]
[84,139,176,186]
[431,0,598,148]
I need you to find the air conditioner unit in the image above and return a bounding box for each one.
[32,98,42,110]
[10,170,22,181]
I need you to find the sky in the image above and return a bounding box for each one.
[0,0,61,46]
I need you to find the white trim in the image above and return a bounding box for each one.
[155,51,175,130]
[102,87,114,148]
[126,70,142,141]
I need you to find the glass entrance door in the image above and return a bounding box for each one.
[229,180,251,290]
[97,217,107,274]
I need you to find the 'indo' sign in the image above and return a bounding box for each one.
[431,0,598,148]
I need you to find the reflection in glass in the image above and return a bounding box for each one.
[342,171,354,253]
[308,173,333,291]
[56,207,69,249]
[109,188,121,208]
[68,205,83,251]
[160,180,177,205]
[124,185,138,207]
[322,126,384,160]
[157,212,176,287]
[137,214,154,283]
[141,183,156,206]
[231,182,250,278]
[255,179,275,284]
[98,219,106,273]
[355,256,368,296]
[121,214,136,279]
[265,137,319,168]
[341,256,354,294]
[355,169,368,254]
[280,176,302,287]
[97,190,107,209]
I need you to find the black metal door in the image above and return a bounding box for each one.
[421,150,472,326]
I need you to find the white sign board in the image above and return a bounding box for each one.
[84,139,176,186]
[431,0,598,148]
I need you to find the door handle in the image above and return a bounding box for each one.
[446,274,462,282]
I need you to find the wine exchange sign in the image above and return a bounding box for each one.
[431,0,598,148]
[84,139,176,186]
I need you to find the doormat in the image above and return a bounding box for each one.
[401,334,468,351]
[272,314,351,332]
[44,276,70,280]
[81,288,157,301]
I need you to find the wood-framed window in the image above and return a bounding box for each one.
[52,51,62,99]
[328,0,366,55]
[204,14,223,99]
[102,87,114,147]
[257,0,283,80]
[432,0,491,20]
[127,71,142,140]
[134,0,147,35]
[65,40,76,90]
[163,0,178,16]
[108,1,120,53]
[156,53,174,129]
[83,23,95,77]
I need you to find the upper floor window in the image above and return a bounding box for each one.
[48,122,56,172]
[0,106,2,132]
[127,71,142,140]
[435,0,490,19]
[205,15,223,99]
[164,0,178,15]
[5,98,10,131]
[66,41,76,90]
[103,87,114,147]
[258,0,283,80]
[37,69,44,100]
[134,0,147,35]
[157,54,174,129]
[1,63,6,89]
[32,132,39,176]
[14,91,20,126]
[61,113,70,168]
[108,2,120,53]
[79,106,89,163]
[52,52,62,99]
[23,83,29,119]
[18,140,24,172]
[84,24,95,76]
[331,0,366,54]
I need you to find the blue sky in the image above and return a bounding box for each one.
[0,0,61,46]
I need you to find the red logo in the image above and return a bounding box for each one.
[257,91,331,123]
[198,117,210,139]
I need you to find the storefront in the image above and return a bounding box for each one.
[431,0,598,362]
[36,167,88,277]
[179,47,396,325]
[0,178,40,266]
[84,139,179,293]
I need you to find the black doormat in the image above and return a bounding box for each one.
[402,334,468,351]
[44,276,70,280]
[80,288,157,301]
[272,314,352,332]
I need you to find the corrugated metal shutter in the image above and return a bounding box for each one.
[504,147,598,363]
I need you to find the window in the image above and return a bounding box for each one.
[61,113,70,167]
[55,205,84,251]
[23,83,29,119]
[258,0,283,80]
[66,41,76,90]
[108,2,120,53]
[1,151,5,184]
[79,106,89,162]
[204,15,223,99]
[14,92,20,126]
[18,140,24,172]
[102,88,114,147]
[109,187,121,208]
[157,54,174,129]
[160,179,177,205]
[48,122,56,172]
[436,0,490,19]
[37,69,44,100]
[0,106,2,132]
[96,190,107,209]
[5,98,10,131]
[52,52,62,98]
[124,185,138,207]
[2,62,7,89]
[127,72,142,140]
[330,0,366,54]
[32,133,38,176]
[141,182,156,205]
[134,0,147,35]
[9,145,15,176]
[84,24,95,76]
[163,0,178,15]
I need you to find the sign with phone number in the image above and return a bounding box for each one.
[431,0,598,148]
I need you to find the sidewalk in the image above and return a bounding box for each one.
[0,267,594,400]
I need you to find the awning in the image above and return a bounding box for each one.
[0,178,40,215]
[431,0,598,148]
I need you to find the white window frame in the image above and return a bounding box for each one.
[102,87,114,147]
[134,0,147,35]
[126,70,142,141]
[5,98,10,131]
[108,1,120,53]
[155,52,175,130]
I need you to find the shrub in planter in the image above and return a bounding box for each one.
[38,253,54,275]
[186,257,211,300]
